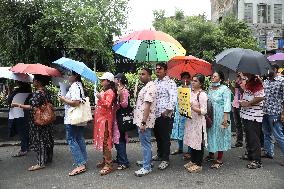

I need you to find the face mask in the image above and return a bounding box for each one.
[211,82,221,87]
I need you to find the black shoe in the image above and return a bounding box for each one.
[261,153,273,159]
[233,142,243,148]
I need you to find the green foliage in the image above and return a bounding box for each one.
[0,0,130,69]
[153,11,260,62]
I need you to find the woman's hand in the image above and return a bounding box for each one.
[96,93,102,100]
[240,101,250,107]
[58,95,65,103]
[11,103,20,108]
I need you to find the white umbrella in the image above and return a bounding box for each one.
[0,67,34,82]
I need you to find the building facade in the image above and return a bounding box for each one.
[211,0,284,50]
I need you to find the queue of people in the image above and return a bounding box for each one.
[8,62,284,177]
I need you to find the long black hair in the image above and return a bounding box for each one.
[104,80,117,104]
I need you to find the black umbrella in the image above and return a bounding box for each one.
[215,48,272,75]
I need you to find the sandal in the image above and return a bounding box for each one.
[183,153,191,161]
[96,160,105,168]
[28,164,45,171]
[187,164,202,173]
[68,166,86,176]
[171,149,183,155]
[117,164,129,170]
[247,161,262,169]
[204,155,215,162]
[239,154,249,160]
[184,161,195,169]
[12,151,27,157]
[100,165,113,176]
[210,160,223,169]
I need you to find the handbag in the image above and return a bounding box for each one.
[34,91,56,126]
[67,84,92,125]
[116,98,136,133]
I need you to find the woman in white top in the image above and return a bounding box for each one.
[59,71,87,176]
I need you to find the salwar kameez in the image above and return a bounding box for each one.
[29,90,54,166]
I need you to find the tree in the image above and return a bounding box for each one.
[153,10,260,62]
[0,0,130,70]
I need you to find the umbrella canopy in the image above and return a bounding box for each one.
[167,56,212,80]
[10,63,62,77]
[53,57,97,83]
[215,48,272,75]
[113,30,186,62]
[267,53,284,61]
[0,67,34,82]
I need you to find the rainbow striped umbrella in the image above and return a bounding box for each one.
[113,30,186,62]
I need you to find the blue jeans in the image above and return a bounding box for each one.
[177,140,192,153]
[262,114,284,157]
[139,128,152,170]
[8,118,29,152]
[65,125,87,167]
[115,136,129,166]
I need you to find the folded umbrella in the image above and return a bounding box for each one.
[53,57,97,83]
[215,48,272,75]
[167,56,212,79]
[10,63,62,77]
[0,67,34,82]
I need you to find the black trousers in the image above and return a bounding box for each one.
[153,116,172,161]
[191,145,204,166]
[243,119,261,162]
[233,107,243,143]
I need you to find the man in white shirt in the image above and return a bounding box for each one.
[8,82,32,157]
[134,68,157,177]
[153,63,177,170]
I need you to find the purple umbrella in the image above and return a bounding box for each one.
[267,53,284,61]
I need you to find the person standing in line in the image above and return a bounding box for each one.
[239,73,264,169]
[183,74,208,173]
[262,69,284,166]
[206,71,231,169]
[12,75,54,171]
[171,72,192,160]
[8,82,32,157]
[134,68,157,177]
[113,73,130,170]
[152,63,177,170]
[59,71,88,176]
[93,72,116,175]
[232,73,244,148]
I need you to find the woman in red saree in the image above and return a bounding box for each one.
[93,72,116,175]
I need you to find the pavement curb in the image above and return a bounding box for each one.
[0,137,157,147]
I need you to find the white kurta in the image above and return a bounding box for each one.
[183,91,208,150]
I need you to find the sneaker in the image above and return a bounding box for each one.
[247,161,262,169]
[152,155,162,161]
[136,161,154,168]
[158,161,169,170]
[134,168,152,177]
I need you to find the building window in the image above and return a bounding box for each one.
[244,3,253,23]
[274,4,282,24]
[257,4,271,23]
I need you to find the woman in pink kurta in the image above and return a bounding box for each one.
[184,74,208,173]
[93,72,116,175]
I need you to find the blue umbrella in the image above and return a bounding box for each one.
[53,57,98,83]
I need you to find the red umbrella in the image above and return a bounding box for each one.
[10,63,62,77]
[167,56,212,79]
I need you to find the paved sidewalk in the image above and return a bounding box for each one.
[0,141,284,189]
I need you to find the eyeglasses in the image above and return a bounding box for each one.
[156,67,163,70]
